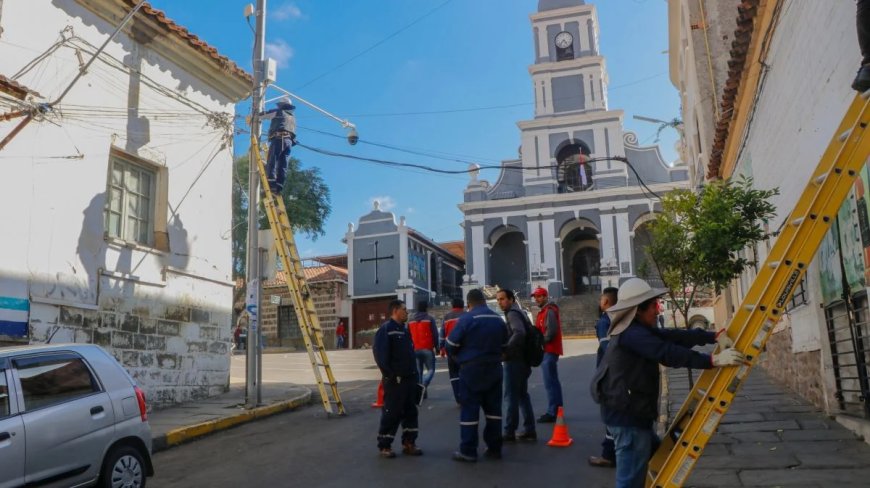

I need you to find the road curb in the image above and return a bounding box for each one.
[152,389,312,452]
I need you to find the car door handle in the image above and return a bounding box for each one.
[0,432,10,441]
[90,406,104,415]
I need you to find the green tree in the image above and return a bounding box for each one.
[232,154,331,278]
[643,176,779,331]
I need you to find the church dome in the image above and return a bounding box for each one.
[538,0,584,12]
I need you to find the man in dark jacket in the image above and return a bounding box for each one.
[441,298,465,404]
[373,300,423,459]
[497,289,536,442]
[260,97,297,195]
[588,286,618,468]
[854,0,870,92]
[408,301,439,396]
[595,278,743,488]
[446,289,509,462]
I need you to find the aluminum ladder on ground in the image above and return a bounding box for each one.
[647,91,870,487]
[251,136,346,416]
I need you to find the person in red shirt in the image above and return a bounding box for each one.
[408,301,439,396]
[441,298,465,404]
[531,287,563,423]
[336,319,348,349]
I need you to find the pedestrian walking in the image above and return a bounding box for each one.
[530,287,564,423]
[260,96,297,195]
[335,319,347,349]
[408,301,438,397]
[590,278,743,488]
[588,287,618,468]
[441,297,465,404]
[497,289,536,442]
[446,288,509,462]
[373,300,424,459]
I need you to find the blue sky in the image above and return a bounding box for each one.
[149,0,680,257]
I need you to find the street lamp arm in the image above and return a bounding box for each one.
[267,84,356,130]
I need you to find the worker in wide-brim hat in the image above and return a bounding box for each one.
[590,278,744,488]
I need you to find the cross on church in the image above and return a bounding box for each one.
[359,240,394,284]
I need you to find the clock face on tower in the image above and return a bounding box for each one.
[555,31,573,49]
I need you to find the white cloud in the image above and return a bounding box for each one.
[272,3,304,21]
[265,39,294,67]
[405,207,416,214]
[368,196,396,211]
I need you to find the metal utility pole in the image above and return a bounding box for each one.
[245,0,267,408]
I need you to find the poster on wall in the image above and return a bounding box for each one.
[818,164,870,305]
[409,244,428,288]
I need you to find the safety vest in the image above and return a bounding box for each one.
[408,319,436,351]
[535,302,563,356]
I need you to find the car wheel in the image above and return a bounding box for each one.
[100,445,147,488]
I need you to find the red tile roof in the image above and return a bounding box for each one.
[707,0,760,178]
[437,240,466,261]
[0,74,38,100]
[121,0,253,85]
[264,265,349,287]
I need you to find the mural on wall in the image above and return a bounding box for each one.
[409,243,428,289]
[819,174,868,305]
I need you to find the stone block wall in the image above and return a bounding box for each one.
[261,280,344,349]
[757,325,826,412]
[29,300,232,409]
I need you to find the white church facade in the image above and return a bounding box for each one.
[459,0,690,298]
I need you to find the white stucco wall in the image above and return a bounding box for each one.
[0,0,243,406]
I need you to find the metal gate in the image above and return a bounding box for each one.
[825,292,870,418]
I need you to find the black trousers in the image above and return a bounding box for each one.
[377,376,419,449]
[860,0,870,65]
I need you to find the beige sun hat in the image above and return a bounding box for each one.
[606,278,668,336]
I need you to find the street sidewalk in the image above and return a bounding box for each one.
[148,381,311,452]
[665,367,870,487]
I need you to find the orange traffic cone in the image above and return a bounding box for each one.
[546,406,573,447]
[371,381,385,408]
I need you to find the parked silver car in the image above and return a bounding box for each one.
[0,344,153,487]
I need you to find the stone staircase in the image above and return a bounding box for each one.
[553,293,600,337]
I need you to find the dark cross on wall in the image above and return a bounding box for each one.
[359,240,394,284]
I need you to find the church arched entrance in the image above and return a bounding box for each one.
[489,229,528,295]
[560,225,600,295]
[570,247,600,295]
[632,218,662,286]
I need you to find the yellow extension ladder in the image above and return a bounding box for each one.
[251,136,346,416]
[648,91,870,487]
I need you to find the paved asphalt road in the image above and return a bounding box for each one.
[151,339,616,487]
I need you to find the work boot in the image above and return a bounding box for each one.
[537,413,556,423]
[379,448,396,459]
[452,451,477,463]
[402,443,423,456]
[853,65,870,93]
[517,431,537,441]
[483,448,502,460]
[588,456,615,468]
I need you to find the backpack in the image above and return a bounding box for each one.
[510,309,545,367]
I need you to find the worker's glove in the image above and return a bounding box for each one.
[711,348,744,367]
[715,328,734,349]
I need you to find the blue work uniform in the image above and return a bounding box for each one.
[373,318,419,450]
[261,102,296,194]
[594,311,615,462]
[446,304,509,458]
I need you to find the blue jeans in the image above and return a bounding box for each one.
[608,425,661,488]
[415,349,436,387]
[502,360,535,435]
[266,136,293,193]
[541,353,563,416]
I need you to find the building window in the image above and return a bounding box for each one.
[556,142,593,193]
[105,155,157,246]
